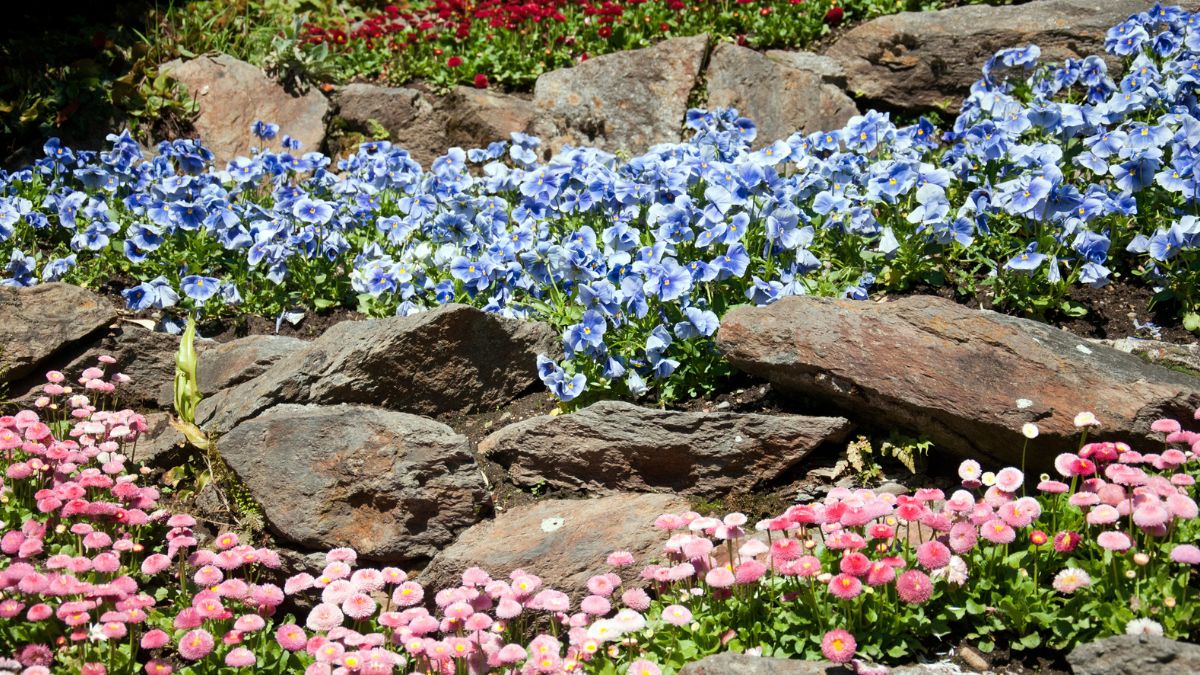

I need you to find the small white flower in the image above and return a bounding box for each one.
[1022,423,1040,439]
[958,459,981,481]
[1074,411,1101,428]
[1016,398,1034,409]
[1125,618,1164,637]
[540,517,565,533]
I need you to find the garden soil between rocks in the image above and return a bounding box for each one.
[94,278,1199,347]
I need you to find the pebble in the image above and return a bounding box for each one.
[958,645,990,672]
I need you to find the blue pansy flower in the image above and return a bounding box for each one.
[181,275,222,302]
[1004,243,1048,273]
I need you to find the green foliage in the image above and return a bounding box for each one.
[846,432,932,484]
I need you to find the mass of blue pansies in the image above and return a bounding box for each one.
[2,3,1199,403]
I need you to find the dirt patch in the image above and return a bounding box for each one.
[198,307,366,343]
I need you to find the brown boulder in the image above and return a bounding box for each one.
[824,0,1151,112]
[716,295,1200,468]
[331,84,447,168]
[706,43,859,144]
[420,493,686,594]
[197,304,558,435]
[218,403,486,562]
[480,400,850,496]
[162,54,329,166]
[196,334,306,395]
[0,284,116,385]
[531,35,709,154]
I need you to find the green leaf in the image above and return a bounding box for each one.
[1184,312,1200,333]
[1060,300,1088,317]
[887,643,909,659]
[1018,633,1042,649]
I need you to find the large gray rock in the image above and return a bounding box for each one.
[197,305,557,435]
[420,493,686,594]
[218,404,486,562]
[0,284,116,385]
[333,84,536,168]
[716,295,1200,468]
[443,86,537,151]
[332,84,447,168]
[480,400,850,496]
[1097,338,1200,377]
[196,334,306,395]
[1068,634,1200,675]
[130,412,189,470]
[825,0,1152,112]
[531,35,709,154]
[706,43,859,144]
[678,653,840,675]
[162,54,329,165]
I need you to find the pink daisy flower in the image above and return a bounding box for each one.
[828,574,862,600]
[662,604,693,626]
[704,567,735,589]
[225,647,256,668]
[839,552,872,577]
[916,540,951,570]
[896,569,933,604]
[980,519,1015,545]
[628,659,662,675]
[1170,544,1200,565]
[1097,531,1132,552]
[178,629,214,661]
[865,561,896,587]
[275,624,307,651]
[821,629,857,663]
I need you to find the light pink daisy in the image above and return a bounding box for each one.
[1097,531,1132,552]
[1052,568,1091,594]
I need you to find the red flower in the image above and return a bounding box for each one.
[659,22,670,32]
[473,73,490,88]
[598,25,613,38]
[447,55,463,68]
[824,5,844,26]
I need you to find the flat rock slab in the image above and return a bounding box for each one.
[679,653,840,674]
[706,43,858,145]
[531,34,708,154]
[480,400,850,496]
[825,0,1151,112]
[1097,338,1200,377]
[131,412,189,470]
[716,296,1200,468]
[162,54,329,166]
[218,404,486,562]
[197,304,557,435]
[0,284,116,384]
[332,84,536,168]
[420,493,686,594]
[1068,634,1200,674]
[196,334,306,396]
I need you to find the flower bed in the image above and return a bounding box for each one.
[1,364,1199,673]
[294,0,891,90]
[2,5,1199,405]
